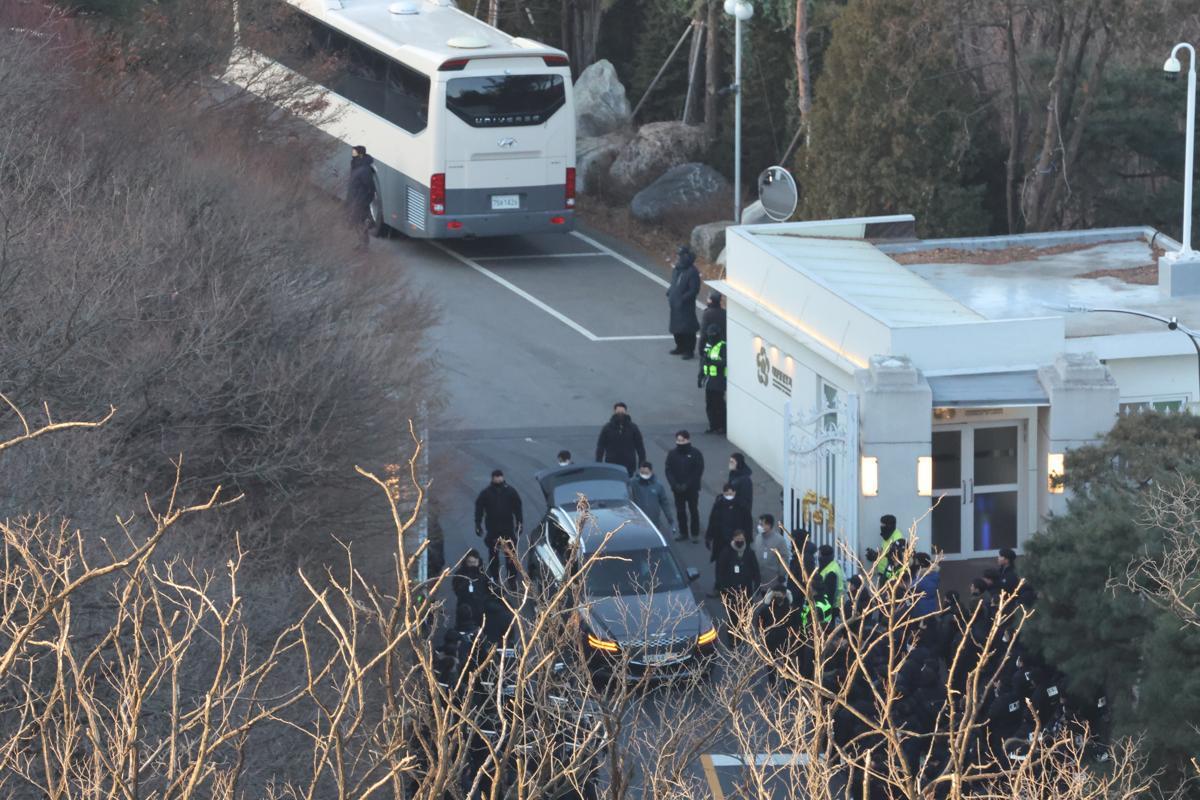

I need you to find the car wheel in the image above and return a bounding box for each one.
[369,174,388,238]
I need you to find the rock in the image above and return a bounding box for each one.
[630,163,730,224]
[740,199,770,225]
[575,131,629,195]
[690,220,734,262]
[609,122,706,196]
[574,60,632,138]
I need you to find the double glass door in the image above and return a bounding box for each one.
[930,423,1021,556]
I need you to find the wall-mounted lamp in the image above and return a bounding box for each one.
[861,456,879,497]
[1048,453,1065,494]
[917,456,933,497]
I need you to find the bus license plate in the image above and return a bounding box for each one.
[491,194,520,210]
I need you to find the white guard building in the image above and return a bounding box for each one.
[710,215,1198,570]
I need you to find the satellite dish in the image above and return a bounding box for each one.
[757,166,798,222]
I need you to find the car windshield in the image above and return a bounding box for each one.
[585,548,687,597]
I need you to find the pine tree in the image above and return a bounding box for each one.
[1023,411,1200,786]
[795,0,993,235]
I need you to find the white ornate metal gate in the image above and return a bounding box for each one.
[782,394,860,575]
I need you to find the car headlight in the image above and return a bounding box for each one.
[697,626,718,647]
[586,633,620,653]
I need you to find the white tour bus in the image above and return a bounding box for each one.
[230,0,576,238]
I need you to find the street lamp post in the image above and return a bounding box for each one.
[1068,305,1200,406]
[1163,43,1197,257]
[723,0,753,224]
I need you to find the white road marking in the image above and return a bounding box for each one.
[471,252,604,261]
[429,241,601,341]
[570,231,672,289]
[571,230,707,312]
[433,237,681,342]
[707,753,811,767]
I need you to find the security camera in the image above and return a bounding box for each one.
[1164,55,1182,81]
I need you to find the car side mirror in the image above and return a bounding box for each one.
[686,567,701,582]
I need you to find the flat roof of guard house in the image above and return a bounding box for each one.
[715,216,1190,384]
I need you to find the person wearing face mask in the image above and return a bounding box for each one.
[727,453,753,515]
[556,450,573,468]
[345,145,376,251]
[715,530,760,607]
[453,548,493,624]
[753,514,792,588]
[865,513,905,582]
[594,402,646,477]
[474,469,524,587]
[627,461,677,537]
[665,430,705,542]
[705,483,753,563]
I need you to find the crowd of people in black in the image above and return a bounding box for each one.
[742,519,1114,794]
[437,439,1115,799]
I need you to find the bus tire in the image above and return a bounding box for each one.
[369,173,389,238]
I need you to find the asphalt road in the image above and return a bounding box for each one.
[382,225,790,797]
[389,227,781,600]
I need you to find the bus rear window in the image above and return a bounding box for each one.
[445,74,565,127]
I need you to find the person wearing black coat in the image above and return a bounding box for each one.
[698,322,727,433]
[664,430,704,542]
[714,531,760,600]
[474,470,523,585]
[705,483,753,562]
[727,452,753,516]
[665,245,701,358]
[452,548,493,624]
[594,402,646,476]
[784,527,817,592]
[699,290,726,353]
[345,146,375,250]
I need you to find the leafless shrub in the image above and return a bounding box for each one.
[1111,479,1200,629]
[2,406,1175,799]
[0,8,438,553]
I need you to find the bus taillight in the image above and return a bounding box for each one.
[565,168,575,209]
[430,173,446,215]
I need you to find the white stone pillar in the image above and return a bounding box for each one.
[855,356,933,555]
[1036,353,1119,519]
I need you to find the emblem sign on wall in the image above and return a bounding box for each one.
[754,337,793,397]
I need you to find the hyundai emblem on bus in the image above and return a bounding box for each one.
[498,138,516,148]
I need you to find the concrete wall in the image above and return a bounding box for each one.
[891,317,1065,374]
[855,357,932,546]
[1037,353,1119,518]
[1104,354,1197,405]
[726,301,855,484]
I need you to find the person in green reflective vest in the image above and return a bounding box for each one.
[870,513,905,580]
[816,544,846,610]
[698,323,727,434]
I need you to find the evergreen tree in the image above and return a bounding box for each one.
[795,0,993,235]
[1023,411,1200,785]
[625,0,696,122]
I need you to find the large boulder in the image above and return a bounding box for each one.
[574,60,632,138]
[609,122,706,196]
[690,220,734,262]
[575,131,629,195]
[630,163,730,224]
